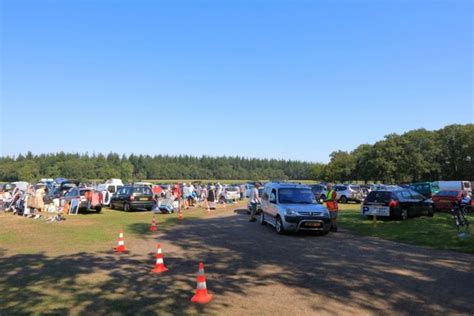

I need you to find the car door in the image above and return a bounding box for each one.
[410,190,427,215]
[269,189,279,224]
[400,190,418,216]
[115,187,126,208]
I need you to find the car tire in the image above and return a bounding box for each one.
[427,205,434,217]
[260,212,266,225]
[124,203,131,212]
[146,206,153,211]
[275,216,285,234]
[95,206,102,213]
[401,209,408,220]
[339,196,348,204]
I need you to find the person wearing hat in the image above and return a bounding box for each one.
[249,182,261,222]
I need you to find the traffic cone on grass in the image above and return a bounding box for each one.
[151,244,168,274]
[150,216,157,232]
[191,262,213,304]
[115,231,126,253]
[178,210,184,222]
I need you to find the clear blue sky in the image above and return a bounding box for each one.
[1,0,472,163]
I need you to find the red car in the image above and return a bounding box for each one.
[432,190,462,211]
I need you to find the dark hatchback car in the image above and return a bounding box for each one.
[361,189,434,220]
[110,186,155,211]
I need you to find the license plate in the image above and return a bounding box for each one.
[140,197,149,201]
[306,222,321,227]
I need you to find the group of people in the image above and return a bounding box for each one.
[156,182,248,211]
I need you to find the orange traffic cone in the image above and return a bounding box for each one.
[150,216,157,232]
[178,210,184,222]
[151,244,168,274]
[191,262,213,304]
[115,230,126,253]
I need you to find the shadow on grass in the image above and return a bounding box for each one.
[1,209,474,315]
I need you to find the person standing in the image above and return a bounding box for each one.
[249,183,261,222]
[325,184,339,232]
[240,183,246,201]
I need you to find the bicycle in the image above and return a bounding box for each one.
[450,201,470,231]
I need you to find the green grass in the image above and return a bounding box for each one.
[0,204,220,255]
[338,204,474,253]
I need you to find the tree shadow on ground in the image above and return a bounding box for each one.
[1,209,473,315]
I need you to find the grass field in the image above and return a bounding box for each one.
[0,203,232,256]
[338,204,474,253]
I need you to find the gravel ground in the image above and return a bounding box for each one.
[1,206,473,315]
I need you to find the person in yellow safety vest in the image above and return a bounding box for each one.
[325,184,339,232]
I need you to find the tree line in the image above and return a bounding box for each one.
[0,153,313,182]
[0,124,472,183]
[312,124,473,183]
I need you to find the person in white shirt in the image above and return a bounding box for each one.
[249,183,261,222]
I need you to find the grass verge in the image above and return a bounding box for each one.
[338,204,474,253]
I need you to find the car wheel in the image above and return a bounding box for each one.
[146,206,153,211]
[260,212,266,225]
[275,216,285,234]
[124,203,131,212]
[401,209,408,220]
[95,206,102,213]
[219,197,226,204]
[427,205,434,217]
[339,196,348,204]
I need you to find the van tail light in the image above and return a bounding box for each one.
[389,200,399,208]
[130,195,135,201]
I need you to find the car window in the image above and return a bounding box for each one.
[397,191,413,199]
[133,186,152,195]
[66,188,78,197]
[108,186,116,193]
[117,187,128,195]
[409,190,425,200]
[269,189,277,203]
[366,191,392,203]
[278,188,315,204]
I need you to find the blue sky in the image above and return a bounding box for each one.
[1,0,472,163]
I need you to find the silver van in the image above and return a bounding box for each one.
[260,182,331,234]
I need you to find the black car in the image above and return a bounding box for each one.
[110,186,155,211]
[362,189,434,220]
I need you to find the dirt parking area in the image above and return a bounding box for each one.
[1,205,473,315]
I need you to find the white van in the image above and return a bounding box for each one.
[96,179,124,205]
[435,181,472,194]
